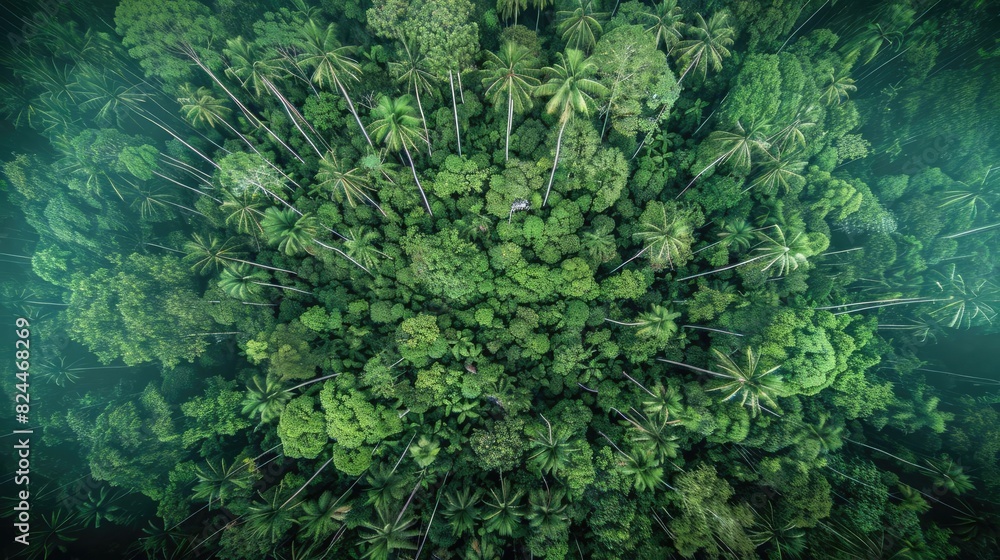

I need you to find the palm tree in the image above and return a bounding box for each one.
[640,382,684,419]
[20,60,77,104]
[178,84,291,172]
[535,49,609,206]
[820,69,857,106]
[768,105,818,154]
[312,151,381,212]
[747,153,806,195]
[940,172,996,222]
[388,34,437,155]
[71,67,148,126]
[221,188,266,239]
[368,94,434,215]
[623,409,680,461]
[296,19,373,146]
[527,415,575,474]
[633,205,695,269]
[224,36,285,99]
[702,119,772,175]
[582,223,617,263]
[177,84,232,129]
[673,12,735,83]
[76,487,126,528]
[754,225,812,277]
[191,458,254,508]
[25,509,80,560]
[184,233,243,275]
[643,0,685,51]
[749,502,806,558]
[296,490,351,541]
[360,505,420,560]
[847,22,904,65]
[0,80,40,128]
[531,0,553,30]
[128,182,175,221]
[497,0,528,25]
[483,478,525,537]
[925,456,974,495]
[138,518,189,558]
[606,304,682,343]
[896,484,930,513]
[365,463,410,512]
[621,448,665,492]
[527,488,569,535]
[556,0,606,53]
[717,218,756,252]
[442,487,483,537]
[482,41,540,162]
[927,267,998,329]
[660,348,785,417]
[640,305,683,339]
[242,375,292,424]
[35,93,81,139]
[344,227,383,270]
[803,413,844,454]
[37,357,82,387]
[261,207,318,256]
[245,484,299,544]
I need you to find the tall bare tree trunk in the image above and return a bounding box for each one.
[414,84,432,155]
[403,145,434,216]
[544,118,568,206]
[449,70,462,156]
[337,79,374,147]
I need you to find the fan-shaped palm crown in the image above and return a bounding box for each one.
[261,207,317,256]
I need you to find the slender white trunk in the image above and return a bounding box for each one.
[224,257,298,276]
[608,246,649,275]
[403,145,434,216]
[138,112,219,168]
[675,253,768,282]
[630,103,670,160]
[189,53,305,163]
[414,85,432,155]
[152,170,221,203]
[600,94,613,140]
[449,71,462,156]
[457,70,465,103]
[830,298,950,316]
[252,282,313,295]
[682,325,743,336]
[267,79,324,157]
[280,456,333,509]
[544,119,568,206]
[655,358,728,379]
[162,199,207,216]
[288,372,341,392]
[311,238,372,275]
[815,297,936,310]
[676,52,701,85]
[675,152,728,199]
[604,318,645,326]
[337,78,374,147]
[506,93,514,161]
[943,222,1000,238]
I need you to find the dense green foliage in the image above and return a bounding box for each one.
[1,0,999,558]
